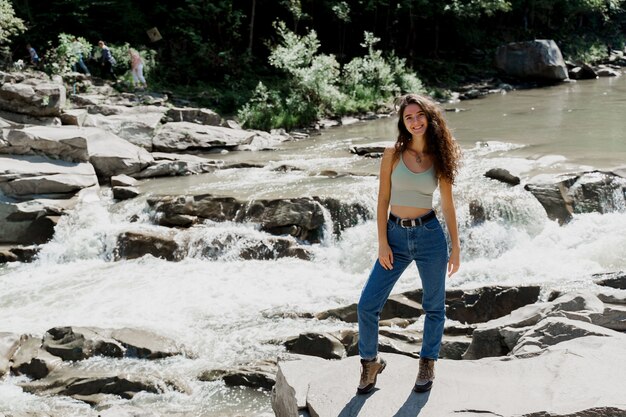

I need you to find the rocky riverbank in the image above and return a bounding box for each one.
[271,273,626,417]
[2,57,626,266]
[1,40,626,416]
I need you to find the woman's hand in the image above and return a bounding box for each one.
[379,244,394,270]
[447,246,460,277]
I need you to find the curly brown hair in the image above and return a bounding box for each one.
[394,93,461,184]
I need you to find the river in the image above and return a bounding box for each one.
[1,75,625,416]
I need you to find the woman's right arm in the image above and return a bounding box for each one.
[377,147,395,270]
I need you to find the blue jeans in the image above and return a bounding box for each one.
[358,212,448,361]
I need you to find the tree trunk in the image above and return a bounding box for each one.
[248,0,257,53]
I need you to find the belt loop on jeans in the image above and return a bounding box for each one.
[389,211,436,228]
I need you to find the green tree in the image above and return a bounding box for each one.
[0,0,26,60]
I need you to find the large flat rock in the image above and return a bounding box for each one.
[273,336,626,417]
[152,122,257,152]
[0,155,97,196]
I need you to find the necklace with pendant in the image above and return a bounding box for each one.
[409,150,424,164]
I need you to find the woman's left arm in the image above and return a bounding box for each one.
[439,178,460,277]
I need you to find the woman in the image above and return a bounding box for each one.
[129,48,147,89]
[357,93,461,395]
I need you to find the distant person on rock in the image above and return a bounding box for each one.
[356,94,461,395]
[26,44,39,67]
[98,40,116,80]
[71,37,90,75]
[129,48,147,89]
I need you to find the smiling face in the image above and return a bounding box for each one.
[402,103,428,139]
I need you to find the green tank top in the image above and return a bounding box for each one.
[390,154,438,208]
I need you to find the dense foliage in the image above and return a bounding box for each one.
[5,0,626,127]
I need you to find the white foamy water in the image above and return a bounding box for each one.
[2,78,626,416]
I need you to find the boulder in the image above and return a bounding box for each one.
[1,126,90,162]
[568,64,597,80]
[0,155,97,197]
[596,66,621,77]
[495,40,568,81]
[86,106,167,150]
[132,159,216,179]
[164,107,221,125]
[349,141,389,157]
[316,294,423,323]
[41,326,184,361]
[462,292,606,359]
[11,335,62,379]
[60,109,88,126]
[112,186,140,200]
[115,229,182,261]
[198,360,277,390]
[110,328,183,359]
[284,333,345,360]
[593,271,626,290]
[272,336,626,417]
[83,128,154,180]
[0,80,66,117]
[525,171,626,224]
[405,285,541,324]
[148,194,371,243]
[484,168,520,185]
[511,317,619,356]
[0,194,81,245]
[152,122,259,152]
[198,233,312,261]
[20,367,168,403]
[444,286,541,324]
[42,327,123,361]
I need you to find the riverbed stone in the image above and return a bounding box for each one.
[199,233,312,261]
[42,327,124,361]
[568,64,597,80]
[484,168,520,185]
[20,367,168,403]
[495,39,568,81]
[110,328,183,359]
[132,159,216,179]
[284,333,345,360]
[11,335,62,379]
[593,271,626,289]
[198,360,277,390]
[148,195,328,242]
[525,171,626,223]
[112,186,140,200]
[115,229,181,261]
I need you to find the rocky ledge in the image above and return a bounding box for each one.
[0,326,189,406]
[271,273,626,417]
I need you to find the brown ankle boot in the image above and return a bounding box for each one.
[357,356,387,394]
[414,357,435,392]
